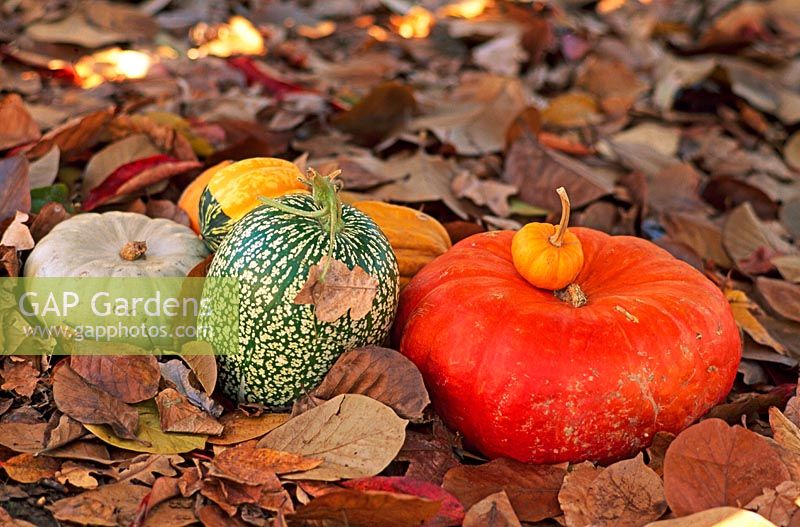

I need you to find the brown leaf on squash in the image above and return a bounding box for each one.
[155,388,223,436]
[70,355,160,404]
[208,411,290,446]
[0,211,34,251]
[212,440,321,485]
[294,256,379,323]
[48,482,150,527]
[289,489,442,527]
[503,134,614,213]
[0,358,38,397]
[1,452,60,483]
[558,454,667,527]
[663,418,790,517]
[463,490,522,527]
[0,155,30,224]
[52,363,139,440]
[292,346,430,422]
[443,458,567,523]
[332,81,417,147]
[0,94,40,150]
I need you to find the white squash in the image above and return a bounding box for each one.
[24,212,209,277]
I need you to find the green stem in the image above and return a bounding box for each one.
[257,168,344,280]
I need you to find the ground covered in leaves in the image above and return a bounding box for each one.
[0,0,800,525]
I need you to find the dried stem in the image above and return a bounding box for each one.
[549,187,571,247]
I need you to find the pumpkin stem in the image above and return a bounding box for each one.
[549,187,571,248]
[120,241,147,261]
[555,283,587,308]
[258,168,344,280]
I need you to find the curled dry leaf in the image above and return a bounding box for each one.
[0,358,38,397]
[257,394,408,481]
[208,411,291,446]
[211,440,321,485]
[0,211,34,251]
[746,481,800,527]
[723,202,797,270]
[725,288,787,354]
[462,491,522,527]
[293,257,379,323]
[398,420,461,484]
[642,507,777,526]
[293,346,430,422]
[26,107,114,162]
[0,93,40,150]
[82,134,161,194]
[70,355,160,404]
[27,145,59,188]
[52,363,139,440]
[43,413,86,451]
[557,454,667,527]
[342,476,465,527]
[155,388,224,436]
[451,171,517,217]
[1,452,60,483]
[29,202,71,242]
[160,359,222,417]
[112,454,181,485]
[443,458,567,523]
[663,418,790,517]
[179,341,217,395]
[289,489,442,527]
[56,461,100,490]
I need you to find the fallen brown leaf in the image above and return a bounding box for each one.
[293,256,379,323]
[70,355,160,404]
[292,346,430,422]
[155,388,223,435]
[1,452,60,483]
[160,359,222,417]
[113,453,181,485]
[398,420,461,484]
[462,491,522,527]
[410,73,527,155]
[557,454,667,527]
[56,461,100,489]
[0,245,21,277]
[141,497,197,527]
[370,150,468,219]
[0,358,38,397]
[0,421,47,452]
[48,482,150,527]
[179,343,217,395]
[84,0,158,40]
[0,155,30,224]
[645,432,676,478]
[451,171,517,217]
[663,418,790,516]
[332,81,417,147]
[209,411,290,446]
[52,363,139,440]
[211,440,320,485]
[576,56,647,115]
[289,489,442,527]
[757,277,800,323]
[503,134,614,212]
[746,480,800,527]
[196,503,250,527]
[26,107,114,162]
[723,202,797,271]
[726,288,787,354]
[29,202,70,242]
[0,94,40,150]
[0,211,34,251]
[0,508,36,527]
[43,413,86,451]
[258,394,407,481]
[443,458,567,523]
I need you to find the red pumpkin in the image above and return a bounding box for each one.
[393,228,740,464]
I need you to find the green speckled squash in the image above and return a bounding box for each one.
[199,170,399,405]
[199,157,306,251]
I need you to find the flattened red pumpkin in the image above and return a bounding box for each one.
[393,228,741,464]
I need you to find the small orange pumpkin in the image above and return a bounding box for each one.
[178,160,232,233]
[511,187,584,290]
